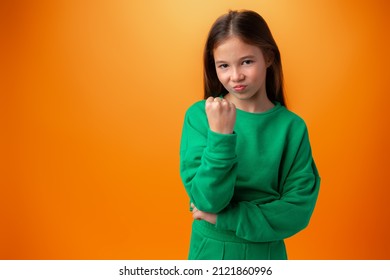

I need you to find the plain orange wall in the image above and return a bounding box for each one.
[1,0,389,259]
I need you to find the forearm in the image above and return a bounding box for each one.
[182,131,238,213]
[216,170,320,242]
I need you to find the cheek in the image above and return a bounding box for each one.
[249,67,266,82]
[216,71,229,84]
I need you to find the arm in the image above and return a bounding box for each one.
[216,126,320,242]
[180,99,238,213]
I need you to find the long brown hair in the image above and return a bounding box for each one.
[203,10,286,106]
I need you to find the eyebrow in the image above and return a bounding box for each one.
[215,55,256,64]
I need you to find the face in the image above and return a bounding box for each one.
[213,36,270,102]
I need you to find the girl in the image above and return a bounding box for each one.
[180,10,320,260]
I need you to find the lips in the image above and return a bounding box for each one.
[233,85,247,92]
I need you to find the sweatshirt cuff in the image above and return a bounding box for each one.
[215,205,238,232]
[206,130,237,158]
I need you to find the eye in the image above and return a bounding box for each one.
[217,63,229,69]
[242,59,254,65]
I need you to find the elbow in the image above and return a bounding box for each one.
[282,207,315,239]
[295,208,314,233]
[196,199,230,214]
[190,185,234,214]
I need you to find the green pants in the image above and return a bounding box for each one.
[188,220,287,260]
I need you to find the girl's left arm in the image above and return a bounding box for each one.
[215,126,320,243]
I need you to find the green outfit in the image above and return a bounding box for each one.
[180,100,320,260]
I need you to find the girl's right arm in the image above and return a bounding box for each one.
[180,100,237,214]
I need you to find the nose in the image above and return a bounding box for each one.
[231,67,244,82]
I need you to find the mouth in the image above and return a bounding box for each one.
[233,85,247,92]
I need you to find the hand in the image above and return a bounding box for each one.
[191,203,217,224]
[205,97,236,134]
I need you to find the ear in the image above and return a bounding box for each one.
[265,50,275,67]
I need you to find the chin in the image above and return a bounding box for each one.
[230,92,255,100]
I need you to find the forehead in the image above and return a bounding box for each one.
[213,36,263,59]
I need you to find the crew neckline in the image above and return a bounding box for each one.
[235,102,282,117]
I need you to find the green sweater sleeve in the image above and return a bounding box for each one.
[216,125,320,242]
[180,103,238,213]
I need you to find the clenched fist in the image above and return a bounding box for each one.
[205,97,236,134]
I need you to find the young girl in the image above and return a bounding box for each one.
[180,10,320,260]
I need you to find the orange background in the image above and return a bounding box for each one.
[1,0,389,259]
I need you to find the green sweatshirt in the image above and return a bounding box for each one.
[180,100,320,243]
